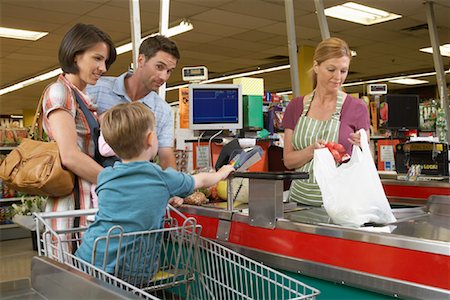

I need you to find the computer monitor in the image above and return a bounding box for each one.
[386,94,420,130]
[189,84,243,131]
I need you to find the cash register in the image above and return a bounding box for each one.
[395,141,449,178]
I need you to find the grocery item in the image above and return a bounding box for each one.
[325,142,349,164]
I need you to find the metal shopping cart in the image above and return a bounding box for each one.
[34,206,320,300]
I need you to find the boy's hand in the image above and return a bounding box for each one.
[218,165,235,180]
[169,196,184,207]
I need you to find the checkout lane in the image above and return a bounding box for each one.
[178,134,450,299]
[178,185,449,299]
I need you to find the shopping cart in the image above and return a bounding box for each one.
[34,206,320,300]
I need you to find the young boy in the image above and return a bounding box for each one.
[75,102,234,275]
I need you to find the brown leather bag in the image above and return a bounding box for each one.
[0,89,75,197]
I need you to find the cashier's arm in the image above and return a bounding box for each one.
[283,129,324,170]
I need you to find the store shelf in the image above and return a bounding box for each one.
[0,197,27,203]
[0,223,30,241]
[0,223,19,229]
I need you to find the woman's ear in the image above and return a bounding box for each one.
[313,60,319,73]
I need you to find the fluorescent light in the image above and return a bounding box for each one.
[0,26,48,41]
[0,68,62,96]
[10,115,24,119]
[277,91,293,96]
[420,44,450,57]
[343,69,450,87]
[0,20,193,96]
[324,2,401,25]
[165,64,291,92]
[166,20,193,37]
[388,78,429,85]
[117,20,193,55]
[166,66,449,94]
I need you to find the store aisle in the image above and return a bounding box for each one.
[0,238,36,282]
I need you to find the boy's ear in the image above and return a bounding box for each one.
[147,131,155,147]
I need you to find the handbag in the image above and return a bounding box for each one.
[0,88,75,197]
[313,129,397,227]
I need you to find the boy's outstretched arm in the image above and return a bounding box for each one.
[193,165,235,189]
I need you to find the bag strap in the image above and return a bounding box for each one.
[29,85,51,140]
[71,88,102,163]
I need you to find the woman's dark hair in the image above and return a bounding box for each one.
[58,23,117,74]
[139,35,180,61]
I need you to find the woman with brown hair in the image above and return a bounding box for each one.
[42,23,116,229]
[282,37,370,206]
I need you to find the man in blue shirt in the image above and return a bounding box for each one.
[87,35,179,171]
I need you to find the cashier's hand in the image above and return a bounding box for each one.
[313,139,326,149]
[349,132,361,146]
[169,196,184,207]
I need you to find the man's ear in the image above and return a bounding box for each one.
[137,54,146,69]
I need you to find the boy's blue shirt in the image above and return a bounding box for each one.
[75,161,194,273]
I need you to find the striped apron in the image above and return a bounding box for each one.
[289,91,344,206]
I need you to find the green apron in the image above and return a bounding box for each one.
[289,91,344,206]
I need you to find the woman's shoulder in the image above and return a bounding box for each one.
[44,78,74,102]
[286,96,305,110]
[344,94,366,107]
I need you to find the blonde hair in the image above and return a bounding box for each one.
[101,102,155,160]
[310,37,352,88]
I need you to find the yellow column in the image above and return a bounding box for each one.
[297,45,315,96]
[22,109,36,127]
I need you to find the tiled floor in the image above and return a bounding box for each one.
[0,238,36,282]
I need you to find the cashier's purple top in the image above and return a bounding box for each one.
[282,94,370,154]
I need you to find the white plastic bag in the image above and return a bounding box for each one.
[314,129,396,227]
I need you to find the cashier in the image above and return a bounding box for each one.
[282,37,370,206]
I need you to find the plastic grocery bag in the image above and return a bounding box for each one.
[313,129,396,227]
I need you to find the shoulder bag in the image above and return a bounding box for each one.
[0,88,75,197]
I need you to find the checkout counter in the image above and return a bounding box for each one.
[383,141,449,206]
[175,140,450,299]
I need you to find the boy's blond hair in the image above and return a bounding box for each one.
[101,102,155,160]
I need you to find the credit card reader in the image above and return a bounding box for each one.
[229,146,264,171]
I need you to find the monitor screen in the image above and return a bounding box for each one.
[189,84,243,131]
[386,94,420,130]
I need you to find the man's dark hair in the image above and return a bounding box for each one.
[58,23,117,74]
[139,35,180,61]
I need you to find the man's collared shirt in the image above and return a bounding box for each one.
[87,72,174,148]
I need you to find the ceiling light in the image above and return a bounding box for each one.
[117,20,193,55]
[419,44,450,57]
[0,68,62,96]
[0,26,48,41]
[388,78,429,85]
[324,2,401,25]
[351,50,357,57]
[165,64,291,92]
[0,20,193,95]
